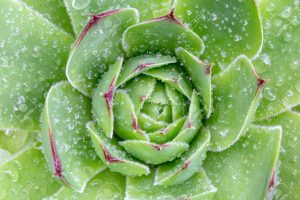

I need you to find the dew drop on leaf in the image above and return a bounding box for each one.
[72,0,91,10]
[263,87,276,101]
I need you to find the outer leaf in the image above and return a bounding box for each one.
[21,0,74,35]
[64,0,172,35]
[123,10,205,57]
[113,90,149,141]
[256,111,300,200]
[176,47,212,117]
[155,128,210,186]
[48,169,126,200]
[116,55,176,86]
[126,169,216,200]
[206,56,265,152]
[66,8,138,96]
[0,0,73,131]
[119,141,189,165]
[40,82,105,192]
[0,143,60,199]
[254,0,300,120]
[87,122,150,176]
[92,58,123,138]
[175,0,263,70]
[203,125,281,200]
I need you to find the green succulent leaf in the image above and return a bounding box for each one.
[48,169,126,200]
[126,169,216,200]
[165,85,189,121]
[204,125,281,200]
[92,57,123,139]
[0,130,30,154]
[119,140,189,165]
[21,0,74,35]
[206,56,264,152]
[175,0,263,71]
[66,8,139,97]
[137,113,168,133]
[144,64,194,99]
[87,121,150,176]
[0,0,73,131]
[113,90,149,141]
[256,111,300,200]
[149,117,185,144]
[176,47,212,118]
[63,0,172,35]
[254,0,300,120]
[155,128,210,186]
[40,82,105,192]
[116,55,176,86]
[173,91,202,143]
[123,76,156,113]
[123,11,205,57]
[0,143,60,199]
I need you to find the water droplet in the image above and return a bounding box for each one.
[263,87,276,101]
[3,167,19,183]
[186,10,192,16]
[266,3,275,12]
[290,59,299,70]
[72,0,90,10]
[280,7,292,18]
[32,46,41,58]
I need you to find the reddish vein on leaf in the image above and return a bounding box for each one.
[102,77,116,115]
[74,9,121,48]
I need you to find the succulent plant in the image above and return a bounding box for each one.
[0,0,299,199]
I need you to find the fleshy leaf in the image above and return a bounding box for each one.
[144,64,193,99]
[40,82,105,192]
[137,113,168,133]
[0,130,30,154]
[254,0,300,120]
[87,122,150,176]
[175,0,262,70]
[206,56,265,152]
[123,76,156,113]
[123,10,205,57]
[21,0,74,35]
[0,143,60,199]
[63,0,172,35]
[174,91,202,143]
[119,141,189,165]
[92,58,123,138]
[149,117,186,144]
[256,111,300,200]
[204,125,281,200]
[126,169,216,200]
[165,85,189,121]
[145,82,169,105]
[0,0,73,130]
[176,47,212,117]
[66,8,138,96]
[113,90,149,141]
[116,55,176,86]
[141,103,172,123]
[48,169,126,200]
[155,128,210,186]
